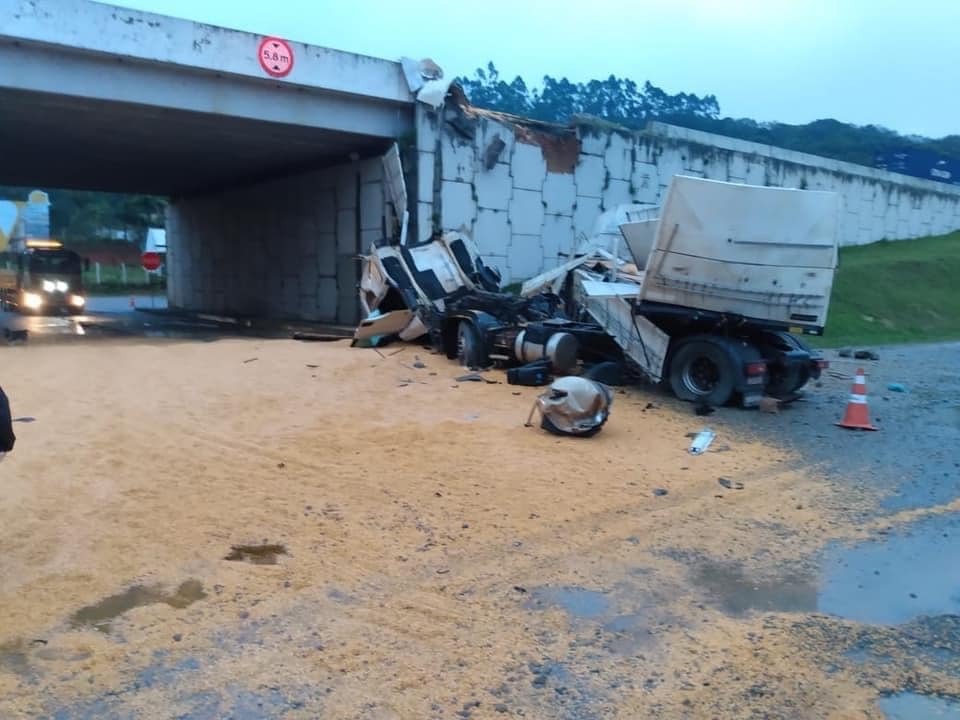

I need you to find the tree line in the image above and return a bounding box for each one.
[457,62,960,168]
[0,186,165,247]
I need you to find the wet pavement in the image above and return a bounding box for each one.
[0,294,351,344]
[720,342,960,513]
[705,341,960,715]
[819,512,960,625]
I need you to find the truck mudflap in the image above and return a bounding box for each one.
[756,330,826,399]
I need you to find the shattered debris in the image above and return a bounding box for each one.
[525,377,613,438]
[688,429,716,455]
[400,56,452,108]
[758,396,782,414]
[351,174,837,421]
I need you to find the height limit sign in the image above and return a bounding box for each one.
[258,37,294,78]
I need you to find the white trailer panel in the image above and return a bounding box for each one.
[635,176,840,330]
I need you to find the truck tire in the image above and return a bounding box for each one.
[457,320,485,369]
[765,364,810,397]
[668,340,736,406]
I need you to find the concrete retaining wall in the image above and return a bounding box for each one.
[416,105,960,284]
[167,158,386,325]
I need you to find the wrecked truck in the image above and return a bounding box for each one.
[355,231,622,379]
[356,175,837,408]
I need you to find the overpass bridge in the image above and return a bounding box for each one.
[1,0,417,323]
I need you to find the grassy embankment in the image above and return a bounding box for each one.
[82,265,165,295]
[812,231,960,347]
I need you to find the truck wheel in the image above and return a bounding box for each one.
[766,365,810,397]
[457,320,485,369]
[669,341,736,406]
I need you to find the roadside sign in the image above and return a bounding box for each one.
[141,252,162,272]
[258,37,295,78]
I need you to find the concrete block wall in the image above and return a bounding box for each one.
[416,104,960,284]
[167,158,385,324]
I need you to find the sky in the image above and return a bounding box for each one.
[111,0,958,139]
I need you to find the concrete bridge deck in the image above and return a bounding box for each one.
[0,0,414,195]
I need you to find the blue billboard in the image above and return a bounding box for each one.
[875,149,960,186]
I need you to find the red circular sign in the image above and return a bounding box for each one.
[258,37,295,78]
[141,252,162,272]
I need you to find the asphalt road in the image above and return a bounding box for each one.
[698,341,960,718]
[0,295,170,341]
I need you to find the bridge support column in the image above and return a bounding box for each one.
[166,158,387,325]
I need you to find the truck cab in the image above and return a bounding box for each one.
[0,240,86,315]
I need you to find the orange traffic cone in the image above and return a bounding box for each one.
[836,368,877,431]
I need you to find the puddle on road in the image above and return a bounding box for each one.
[879,692,960,719]
[69,579,207,633]
[224,543,288,565]
[687,559,817,616]
[0,640,30,676]
[526,586,610,619]
[819,512,960,624]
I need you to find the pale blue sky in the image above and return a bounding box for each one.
[112,0,957,138]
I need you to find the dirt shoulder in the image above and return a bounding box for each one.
[0,339,953,718]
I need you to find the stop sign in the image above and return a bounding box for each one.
[141,252,162,271]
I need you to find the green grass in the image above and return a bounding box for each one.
[809,231,960,347]
[83,265,165,294]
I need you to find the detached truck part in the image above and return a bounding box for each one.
[581,175,837,407]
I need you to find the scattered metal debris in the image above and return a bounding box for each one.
[525,377,612,438]
[718,477,745,490]
[688,429,716,455]
[758,396,782,414]
[293,332,347,342]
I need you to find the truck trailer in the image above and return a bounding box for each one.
[354,176,838,407]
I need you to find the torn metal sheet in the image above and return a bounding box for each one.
[400,57,426,92]
[620,219,658,270]
[417,78,453,108]
[573,270,667,382]
[353,310,416,341]
[688,429,716,455]
[519,252,599,298]
[398,314,427,342]
[578,280,642,298]
[381,143,408,242]
[359,253,390,317]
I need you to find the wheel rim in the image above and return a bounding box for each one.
[682,356,720,396]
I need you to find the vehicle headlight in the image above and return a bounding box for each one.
[42,280,55,292]
[23,292,43,309]
[56,280,68,292]
[70,294,85,307]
